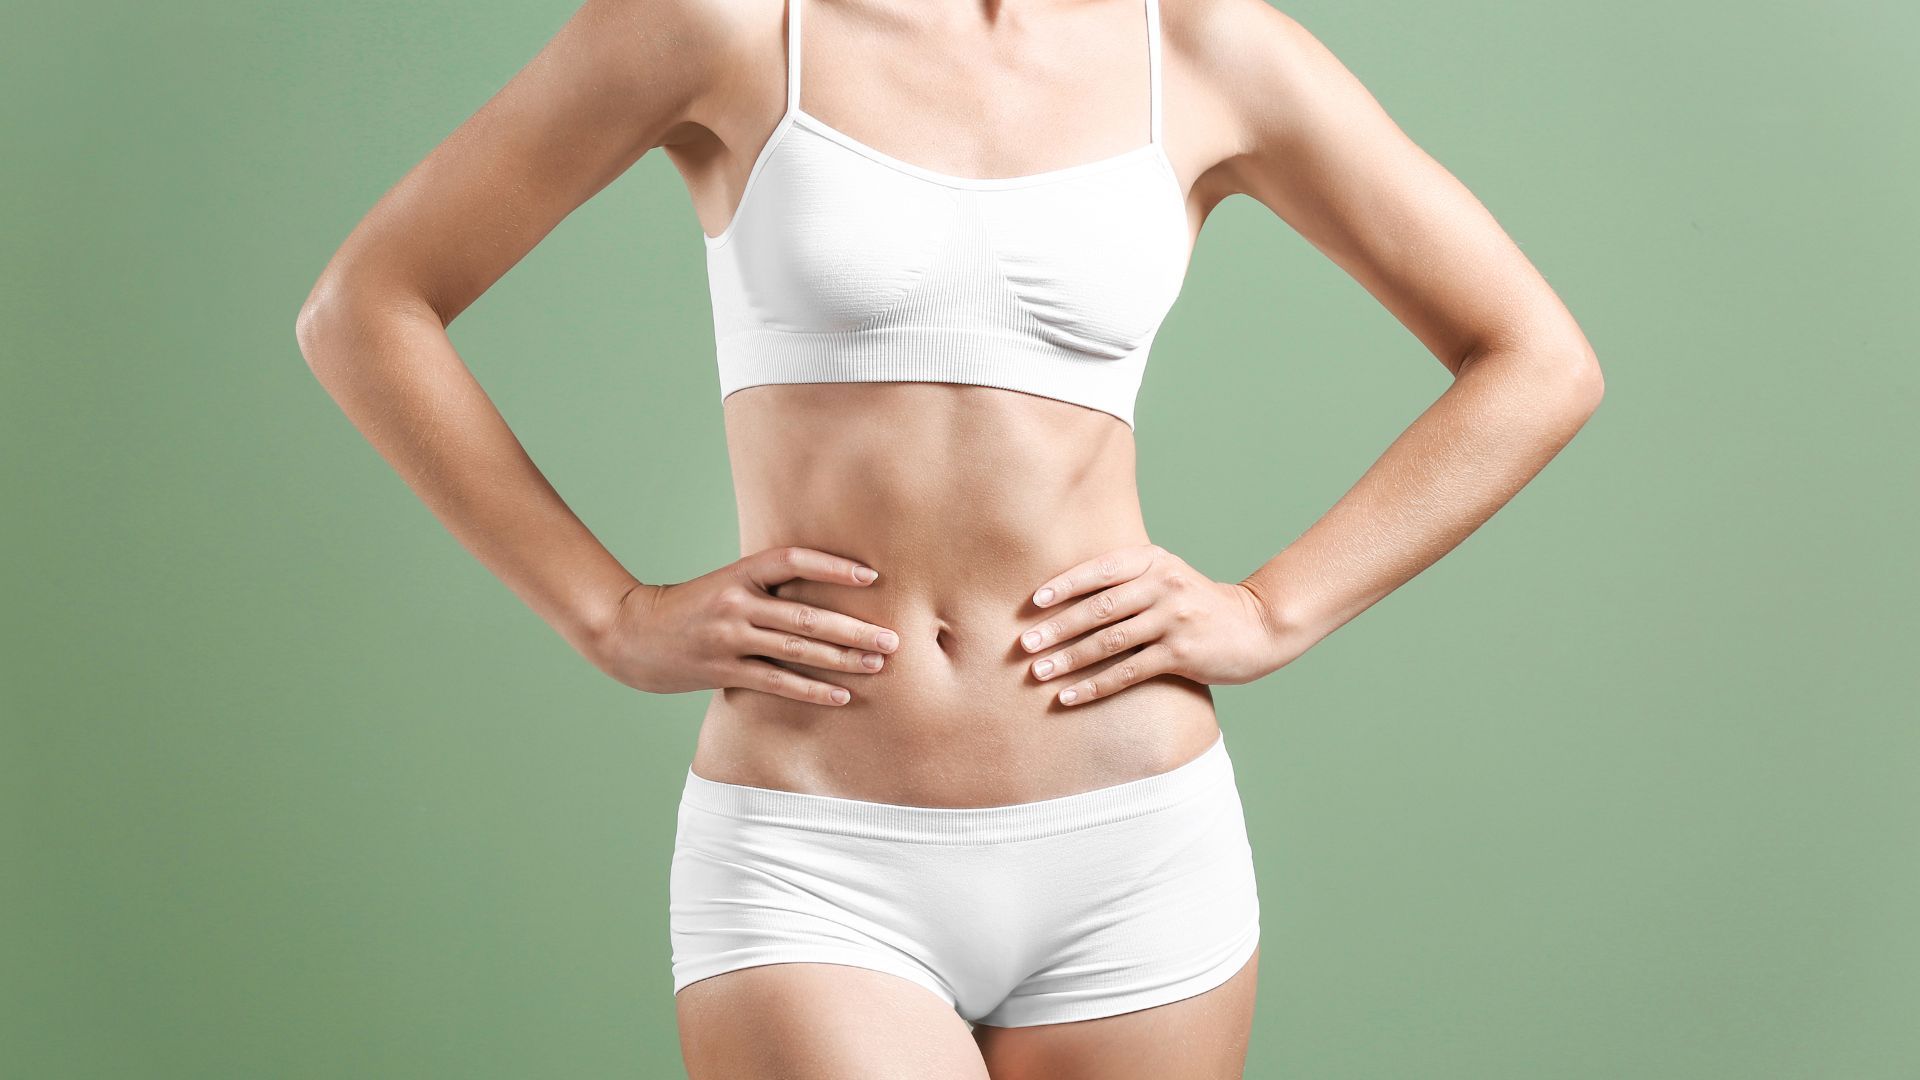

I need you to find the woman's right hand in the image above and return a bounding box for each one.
[588,546,900,706]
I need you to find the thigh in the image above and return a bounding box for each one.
[677,961,993,1080]
[971,945,1259,1080]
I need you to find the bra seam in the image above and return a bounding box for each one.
[708,129,1188,269]
[702,106,799,250]
[704,117,1184,252]
[791,109,1164,191]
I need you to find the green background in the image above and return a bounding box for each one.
[5,1,1914,1076]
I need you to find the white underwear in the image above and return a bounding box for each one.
[668,730,1261,1028]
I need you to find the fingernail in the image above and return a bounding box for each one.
[853,566,878,583]
[862,653,884,670]
[831,688,851,704]
[1021,630,1042,651]
[1034,588,1054,606]
[1059,689,1077,704]
[876,631,899,651]
[1035,660,1053,678]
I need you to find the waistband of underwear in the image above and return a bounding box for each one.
[676,729,1233,845]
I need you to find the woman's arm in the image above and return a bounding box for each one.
[294,0,741,669]
[1199,0,1606,660]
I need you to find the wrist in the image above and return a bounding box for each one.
[1235,574,1322,668]
[571,575,649,672]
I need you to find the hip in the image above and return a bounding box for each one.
[669,726,1260,1023]
[693,666,1220,809]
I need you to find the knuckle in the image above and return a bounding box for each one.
[779,634,807,659]
[1116,661,1140,685]
[1095,553,1124,580]
[791,604,819,635]
[1099,626,1129,654]
[1162,570,1189,592]
[1043,618,1068,640]
[1089,592,1117,620]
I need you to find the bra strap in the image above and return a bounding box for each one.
[787,0,804,114]
[1145,0,1164,145]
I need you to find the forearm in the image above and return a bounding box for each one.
[295,288,642,664]
[1240,341,1604,657]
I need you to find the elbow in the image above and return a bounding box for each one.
[296,265,442,376]
[1460,334,1606,419]
[1556,341,1605,420]
[1533,340,1605,447]
[294,272,348,374]
[1464,334,1606,434]
[296,268,409,377]
[293,302,325,371]
[1512,333,1605,416]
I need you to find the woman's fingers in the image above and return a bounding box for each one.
[1027,610,1160,684]
[748,596,900,655]
[731,657,855,706]
[710,545,897,704]
[1028,544,1157,609]
[738,625,888,677]
[1049,641,1182,706]
[744,544,879,592]
[599,548,893,701]
[1018,576,1155,660]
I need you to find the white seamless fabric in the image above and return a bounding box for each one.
[702,0,1191,431]
[668,731,1262,1028]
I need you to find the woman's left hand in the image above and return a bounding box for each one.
[1017,544,1289,705]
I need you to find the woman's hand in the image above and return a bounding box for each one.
[1017,544,1290,705]
[590,546,901,706]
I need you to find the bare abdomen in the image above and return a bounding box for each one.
[690,382,1223,807]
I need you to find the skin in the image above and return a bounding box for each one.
[295,0,1604,1075]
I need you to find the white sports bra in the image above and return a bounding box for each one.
[703,0,1190,431]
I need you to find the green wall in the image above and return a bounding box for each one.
[4,1,1914,1076]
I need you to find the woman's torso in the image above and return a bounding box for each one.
[675,0,1220,806]
[696,382,1220,807]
